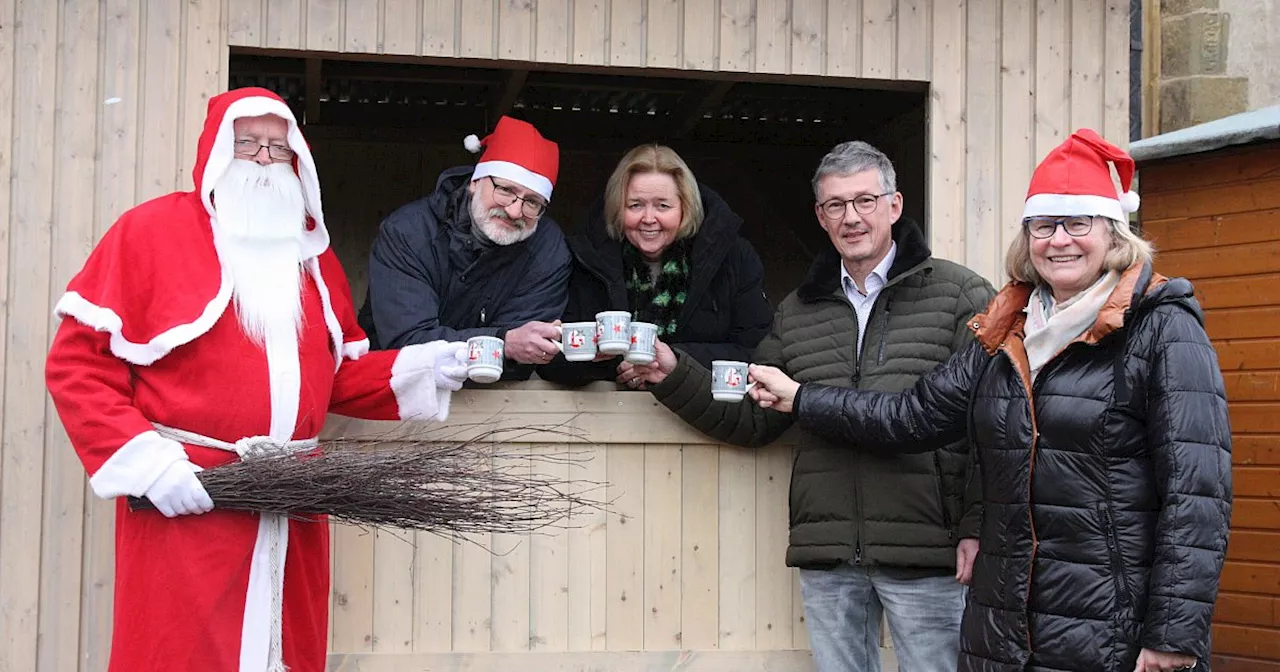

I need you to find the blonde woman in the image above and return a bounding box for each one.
[539,144,771,388]
[749,130,1231,672]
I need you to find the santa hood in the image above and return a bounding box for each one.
[195,87,330,258]
[52,87,368,368]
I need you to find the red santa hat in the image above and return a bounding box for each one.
[1022,128,1140,223]
[463,116,559,202]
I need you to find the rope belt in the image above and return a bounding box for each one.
[153,423,318,672]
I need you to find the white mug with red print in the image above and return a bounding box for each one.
[625,321,659,365]
[711,360,757,402]
[595,311,631,356]
[558,321,598,362]
[465,335,504,383]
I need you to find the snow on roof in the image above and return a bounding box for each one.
[1130,105,1280,163]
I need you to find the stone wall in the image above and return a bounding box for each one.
[1222,0,1280,115]
[1156,0,1251,133]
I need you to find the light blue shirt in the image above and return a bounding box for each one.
[840,242,897,354]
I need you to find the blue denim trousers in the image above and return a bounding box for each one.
[799,563,965,672]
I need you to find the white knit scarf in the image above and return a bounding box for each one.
[1023,270,1121,381]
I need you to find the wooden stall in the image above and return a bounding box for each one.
[1131,106,1280,671]
[0,1,1132,670]
[322,383,818,671]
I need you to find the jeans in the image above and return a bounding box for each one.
[800,563,965,672]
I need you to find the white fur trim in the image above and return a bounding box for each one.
[342,338,370,361]
[471,160,553,202]
[1022,193,1126,223]
[87,430,188,499]
[305,258,347,372]
[263,305,302,442]
[200,96,330,261]
[390,342,452,422]
[55,275,233,367]
[1119,190,1141,213]
[464,134,482,153]
[239,512,286,672]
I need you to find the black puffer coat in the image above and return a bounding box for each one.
[793,262,1233,671]
[357,167,571,348]
[537,183,771,384]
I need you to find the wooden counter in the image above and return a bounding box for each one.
[321,382,814,670]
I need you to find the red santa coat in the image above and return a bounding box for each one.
[45,88,450,672]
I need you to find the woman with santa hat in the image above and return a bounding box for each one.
[746,129,1231,672]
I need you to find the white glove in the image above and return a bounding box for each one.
[434,341,469,392]
[144,460,214,518]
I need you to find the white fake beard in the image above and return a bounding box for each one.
[212,160,308,347]
[471,195,537,246]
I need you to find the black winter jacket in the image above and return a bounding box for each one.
[537,184,771,384]
[794,262,1233,671]
[357,167,571,377]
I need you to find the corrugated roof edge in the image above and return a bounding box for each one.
[1130,105,1280,163]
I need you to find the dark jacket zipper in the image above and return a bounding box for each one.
[1100,504,1133,609]
[876,295,893,364]
[933,452,955,537]
[818,292,866,562]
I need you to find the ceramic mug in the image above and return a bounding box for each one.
[625,321,659,365]
[558,321,598,362]
[711,360,756,402]
[465,335,504,383]
[595,310,632,356]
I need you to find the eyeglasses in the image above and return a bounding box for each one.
[819,193,892,220]
[488,176,548,219]
[233,139,295,162]
[1023,216,1097,239]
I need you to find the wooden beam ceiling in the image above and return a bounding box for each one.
[489,68,528,120]
[674,80,735,139]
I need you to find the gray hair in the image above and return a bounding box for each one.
[811,141,898,199]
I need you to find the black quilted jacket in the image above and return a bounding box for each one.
[793,261,1233,671]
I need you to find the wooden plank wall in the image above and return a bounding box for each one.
[320,393,808,667]
[0,2,228,671]
[1141,144,1280,671]
[0,1,1130,670]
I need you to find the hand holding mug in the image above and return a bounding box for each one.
[747,364,800,412]
[636,338,678,384]
[505,320,561,364]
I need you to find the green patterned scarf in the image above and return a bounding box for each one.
[623,239,690,338]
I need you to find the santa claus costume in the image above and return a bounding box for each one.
[45,87,462,672]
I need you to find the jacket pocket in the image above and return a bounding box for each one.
[932,453,955,536]
[1099,503,1133,611]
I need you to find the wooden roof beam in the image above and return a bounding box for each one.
[489,68,529,121]
[305,58,322,124]
[673,80,735,139]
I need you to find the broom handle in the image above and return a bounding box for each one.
[127,495,157,511]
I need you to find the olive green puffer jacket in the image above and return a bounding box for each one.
[650,217,995,570]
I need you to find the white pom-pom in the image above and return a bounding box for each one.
[1119,190,1140,213]
[463,134,482,153]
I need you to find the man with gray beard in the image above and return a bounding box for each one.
[358,116,572,379]
[46,87,469,672]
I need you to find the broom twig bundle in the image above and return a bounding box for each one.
[131,422,610,538]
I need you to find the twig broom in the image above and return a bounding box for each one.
[129,424,609,537]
